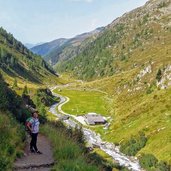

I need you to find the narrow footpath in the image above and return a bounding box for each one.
[13,134,54,171]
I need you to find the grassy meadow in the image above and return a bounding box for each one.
[54,88,108,116]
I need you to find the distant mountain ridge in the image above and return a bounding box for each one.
[30,38,67,56]
[30,27,104,65]
[25,43,44,49]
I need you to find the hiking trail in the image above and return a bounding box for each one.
[14,134,54,171]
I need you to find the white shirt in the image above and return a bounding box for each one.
[29,118,40,134]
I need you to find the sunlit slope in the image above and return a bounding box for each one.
[56,0,171,81]
[78,67,171,163]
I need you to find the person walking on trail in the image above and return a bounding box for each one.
[27,111,42,154]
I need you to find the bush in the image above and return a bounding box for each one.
[120,132,147,156]
[139,153,158,170]
[0,157,10,171]
[139,154,170,171]
[0,73,30,123]
[158,2,168,8]
[41,123,99,171]
[156,69,162,82]
[157,161,170,171]
[0,112,25,171]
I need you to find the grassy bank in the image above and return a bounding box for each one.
[41,122,109,171]
[0,111,25,170]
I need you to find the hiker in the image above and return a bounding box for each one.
[26,111,42,154]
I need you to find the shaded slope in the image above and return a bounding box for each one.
[30,38,67,56]
[0,27,56,83]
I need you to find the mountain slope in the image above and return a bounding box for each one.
[31,27,104,66]
[56,0,171,80]
[0,27,56,83]
[46,27,104,65]
[30,38,67,56]
[25,43,44,49]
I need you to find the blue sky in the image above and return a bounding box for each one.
[0,0,148,44]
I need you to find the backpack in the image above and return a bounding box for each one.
[25,117,32,133]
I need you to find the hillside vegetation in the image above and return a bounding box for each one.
[0,27,57,84]
[56,0,171,80]
[0,73,27,170]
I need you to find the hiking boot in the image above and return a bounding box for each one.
[36,150,42,154]
[30,149,35,153]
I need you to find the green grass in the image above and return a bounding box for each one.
[41,123,100,171]
[54,88,108,116]
[0,111,25,171]
[93,148,115,164]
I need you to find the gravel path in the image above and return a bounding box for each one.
[13,134,54,171]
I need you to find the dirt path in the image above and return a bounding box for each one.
[13,134,54,171]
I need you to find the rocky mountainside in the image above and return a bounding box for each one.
[0,27,56,83]
[31,27,104,65]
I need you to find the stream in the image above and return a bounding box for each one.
[49,87,143,171]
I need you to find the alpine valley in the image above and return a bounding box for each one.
[0,0,171,170]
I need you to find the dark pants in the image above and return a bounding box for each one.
[30,133,38,151]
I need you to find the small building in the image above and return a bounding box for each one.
[85,113,106,125]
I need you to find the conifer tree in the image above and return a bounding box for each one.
[22,85,28,95]
[12,78,18,88]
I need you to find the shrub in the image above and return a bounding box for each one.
[158,2,168,8]
[139,154,170,171]
[139,153,158,170]
[120,132,147,156]
[0,157,10,171]
[156,69,162,82]
[157,161,170,171]
[0,112,25,171]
